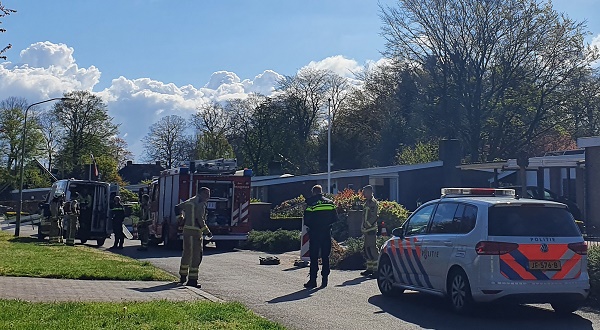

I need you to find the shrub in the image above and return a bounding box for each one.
[241,229,301,253]
[330,236,390,270]
[378,200,410,233]
[270,195,305,218]
[588,245,600,304]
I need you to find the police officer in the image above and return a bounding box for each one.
[110,196,125,249]
[303,185,338,289]
[137,194,151,251]
[48,193,64,244]
[360,185,379,277]
[176,187,213,288]
[65,192,80,246]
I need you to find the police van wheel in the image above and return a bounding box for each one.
[551,301,580,314]
[377,256,403,297]
[96,238,105,247]
[448,269,474,314]
[80,239,87,244]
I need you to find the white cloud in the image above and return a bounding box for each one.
[0,42,382,161]
[0,42,100,101]
[592,34,600,49]
[302,55,364,80]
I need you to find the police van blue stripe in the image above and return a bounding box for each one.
[510,250,549,280]
[393,246,413,285]
[410,248,433,289]
[386,245,407,284]
[402,244,423,287]
[499,259,523,280]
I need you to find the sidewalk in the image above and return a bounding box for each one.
[0,276,221,302]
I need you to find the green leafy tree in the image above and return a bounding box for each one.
[396,141,439,165]
[53,91,119,178]
[192,102,235,160]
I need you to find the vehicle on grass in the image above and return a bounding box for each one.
[141,159,253,250]
[377,188,589,315]
[38,179,119,247]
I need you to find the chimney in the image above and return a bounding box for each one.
[126,160,133,166]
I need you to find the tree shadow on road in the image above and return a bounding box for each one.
[369,293,593,330]
[267,288,321,304]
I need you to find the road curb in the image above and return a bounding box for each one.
[184,286,224,302]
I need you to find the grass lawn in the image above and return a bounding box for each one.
[0,300,285,330]
[0,232,175,281]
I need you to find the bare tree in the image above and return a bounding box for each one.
[381,0,599,161]
[192,102,234,159]
[142,115,188,168]
[0,3,15,60]
[37,110,63,171]
[108,136,133,169]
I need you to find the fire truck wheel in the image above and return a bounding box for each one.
[96,238,105,247]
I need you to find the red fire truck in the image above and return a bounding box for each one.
[144,159,252,250]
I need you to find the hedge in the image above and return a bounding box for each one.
[240,229,301,253]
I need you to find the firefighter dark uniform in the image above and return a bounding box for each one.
[111,197,125,249]
[303,186,338,288]
[65,198,79,246]
[361,190,379,276]
[137,194,151,251]
[177,189,212,288]
[49,194,64,244]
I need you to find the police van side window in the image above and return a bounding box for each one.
[405,204,435,236]
[430,203,459,234]
[459,204,478,233]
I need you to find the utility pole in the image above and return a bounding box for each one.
[327,98,331,194]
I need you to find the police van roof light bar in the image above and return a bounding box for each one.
[441,188,515,198]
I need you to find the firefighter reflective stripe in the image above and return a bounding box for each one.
[188,267,199,280]
[388,237,433,289]
[179,264,189,276]
[305,203,336,212]
[499,244,582,280]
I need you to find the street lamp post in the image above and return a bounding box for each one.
[327,98,332,194]
[14,97,73,237]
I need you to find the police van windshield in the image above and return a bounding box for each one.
[488,205,581,237]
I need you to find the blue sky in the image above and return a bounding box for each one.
[3,0,395,90]
[1,0,599,161]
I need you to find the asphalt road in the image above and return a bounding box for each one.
[5,221,600,330]
[107,237,600,330]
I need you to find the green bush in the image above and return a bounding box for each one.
[378,200,410,233]
[241,229,301,253]
[588,245,600,304]
[331,236,390,270]
[270,196,305,218]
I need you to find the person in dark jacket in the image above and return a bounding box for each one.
[110,196,125,249]
[303,184,338,289]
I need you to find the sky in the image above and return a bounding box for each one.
[1,0,599,162]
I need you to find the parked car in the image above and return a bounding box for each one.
[503,186,582,220]
[377,188,589,314]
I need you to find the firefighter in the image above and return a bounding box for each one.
[65,192,80,246]
[110,196,125,249]
[137,194,151,251]
[176,187,213,288]
[303,184,338,289]
[360,185,379,277]
[48,193,64,244]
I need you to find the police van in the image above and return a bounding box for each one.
[377,188,589,314]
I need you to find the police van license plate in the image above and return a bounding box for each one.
[528,260,561,271]
[207,202,217,209]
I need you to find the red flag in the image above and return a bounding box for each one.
[91,153,98,177]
